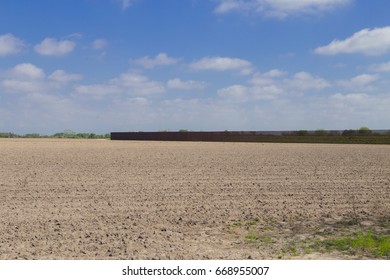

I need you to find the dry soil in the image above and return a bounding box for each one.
[0,139,389,259]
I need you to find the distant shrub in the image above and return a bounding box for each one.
[76,133,89,138]
[342,129,356,136]
[297,130,309,136]
[358,126,372,135]
[0,132,20,138]
[314,129,327,136]
[24,133,40,138]
[327,130,341,136]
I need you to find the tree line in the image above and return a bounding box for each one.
[0,130,110,139]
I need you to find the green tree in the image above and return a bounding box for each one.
[76,133,89,138]
[358,126,372,135]
[24,133,40,138]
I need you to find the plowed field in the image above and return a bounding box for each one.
[1,139,389,259]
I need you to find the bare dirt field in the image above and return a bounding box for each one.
[0,139,389,259]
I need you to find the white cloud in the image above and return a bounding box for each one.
[250,70,286,86]
[338,74,378,89]
[190,56,253,75]
[92,39,108,50]
[2,64,46,93]
[34,38,76,56]
[219,69,288,102]
[133,53,180,69]
[315,26,390,56]
[247,71,284,99]
[75,72,165,100]
[1,91,97,134]
[219,69,329,103]
[49,70,82,83]
[0,33,25,56]
[128,97,148,106]
[1,64,83,94]
[2,80,46,93]
[75,84,121,100]
[214,0,351,18]
[250,84,284,99]
[287,71,330,90]
[218,83,281,102]
[329,93,373,110]
[369,61,390,72]
[114,72,165,95]
[263,69,286,78]
[349,74,378,86]
[338,92,389,114]
[167,79,208,90]
[252,70,329,91]
[217,85,248,101]
[9,63,45,80]
[331,92,369,103]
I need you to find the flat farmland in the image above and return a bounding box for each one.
[1,139,389,259]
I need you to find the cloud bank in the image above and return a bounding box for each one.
[214,0,352,18]
[315,26,390,56]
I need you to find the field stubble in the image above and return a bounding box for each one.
[0,139,389,259]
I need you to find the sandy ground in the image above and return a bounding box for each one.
[0,139,389,259]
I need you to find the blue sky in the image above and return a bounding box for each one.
[1,0,390,134]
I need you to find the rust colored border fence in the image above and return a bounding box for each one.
[110,131,272,142]
[110,131,390,144]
